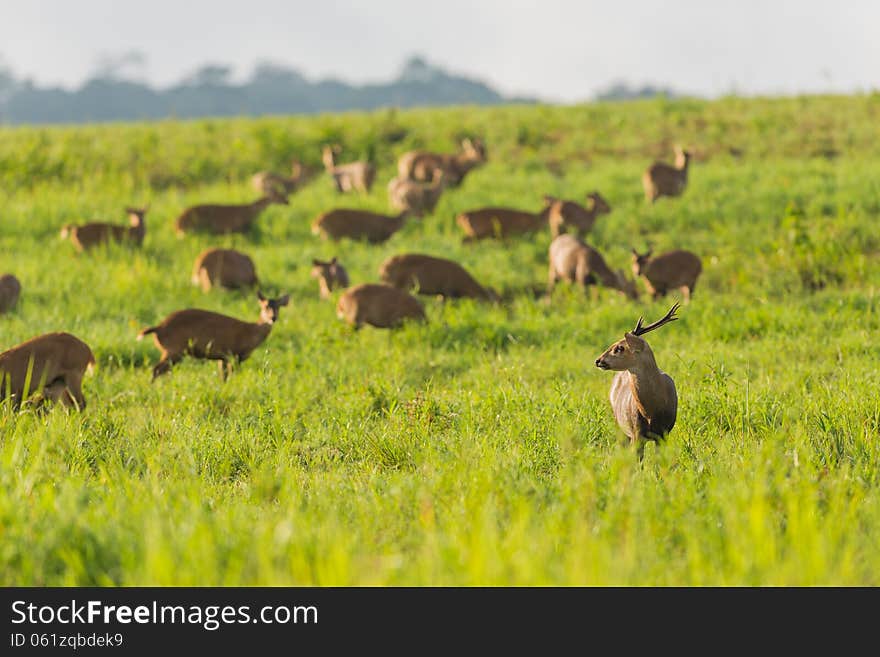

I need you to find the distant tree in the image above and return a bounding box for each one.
[595,80,678,101]
[183,64,234,87]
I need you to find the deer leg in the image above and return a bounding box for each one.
[64,372,87,411]
[681,285,692,303]
[546,264,558,295]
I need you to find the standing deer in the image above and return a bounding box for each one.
[594,304,680,460]
[60,206,149,252]
[137,291,289,381]
[547,192,612,238]
[311,257,350,299]
[251,160,312,197]
[643,146,690,203]
[631,248,702,302]
[456,199,554,241]
[174,195,288,236]
[547,234,639,300]
[322,145,375,193]
[397,137,487,187]
[0,332,95,410]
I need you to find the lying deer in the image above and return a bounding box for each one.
[251,160,311,197]
[322,145,375,193]
[0,332,95,410]
[595,304,680,460]
[631,248,703,302]
[175,195,288,236]
[336,284,426,329]
[456,199,553,241]
[643,146,690,203]
[60,206,148,252]
[547,192,612,238]
[547,234,639,300]
[0,274,21,314]
[311,257,350,299]
[137,291,289,381]
[192,248,259,292]
[387,169,446,217]
[379,253,496,301]
[397,137,487,187]
[312,208,408,243]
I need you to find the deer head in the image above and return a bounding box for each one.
[257,290,290,324]
[595,303,679,371]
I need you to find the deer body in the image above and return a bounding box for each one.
[0,274,21,314]
[388,170,446,217]
[457,202,552,241]
[312,208,407,243]
[322,146,375,193]
[548,193,611,238]
[397,138,486,187]
[311,257,350,299]
[137,293,288,380]
[0,332,95,409]
[60,207,148,252]
[595,304,680,459]
[379,253,494,301]
[643,148,690,203]
[192,248,258,292]
[175,196,286,236]
[336,284,426,329]
[632,249,702,302]
[547,234,638,299]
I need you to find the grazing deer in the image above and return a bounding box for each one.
[379,253,496,301]
[631,248,703,302]
[311,257,350,299]
[312,208,408,243]
[397,137,487,187]
[387,169,446,217]
[548,192,612,238]
[0,274,21,314]
[191,248,259,292]
[0,332,95,410]
[547,234,639,300]
[137,291,289,381]
[336,284,426,329]
[174,195,288,236]
[251,160,312,197]
[643,146,690,203]
[322,145,376,193]
[456,199,554,241]
[595,304,680,460]
[60,206,149,252]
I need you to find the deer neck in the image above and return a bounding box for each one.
[627,348,670,419]
[252,319,273,345]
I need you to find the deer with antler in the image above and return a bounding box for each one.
[594,303,680,459]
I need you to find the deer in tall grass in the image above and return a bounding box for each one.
[643,146,690,203]
[0,332,95,410]
[312,208,408,243]
[175,195,288,236]
[252,160,312,197]
[322,145,375,193]
[456,199,554,241]
[631,248,702,302]
[137,291,289,381]
[192,248,259,292]
[336,284,426,329]
[547,234,639,300]
[547,192,612,238]
[60,206,149,252]
[388,169,446,217]
[594,303,680,460]
[311,257,350,299]
[397,137,487,187]
[0,274,21,314]
[379,253,496,301]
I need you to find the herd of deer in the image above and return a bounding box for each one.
[1,138,699,457]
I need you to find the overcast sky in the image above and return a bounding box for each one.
[0,0,877,102]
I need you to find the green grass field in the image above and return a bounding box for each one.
[1,95,879,585]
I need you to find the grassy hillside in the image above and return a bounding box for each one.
[1,95,879,585]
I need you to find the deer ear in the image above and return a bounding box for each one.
[330,257,338,265]
[278,294,290,307]
[312,259,322,267]
[624,332,644,351]
[631,248,639,257]
[257,290,266,302]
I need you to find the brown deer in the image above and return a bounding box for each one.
[336,284,426,329]
[379,253,496,301]
[631,249,703,302]
[137,291,289,381]
[643,146,690,203]
[191,248,259,292]
[174,195,288,236]
[322,145,376,193]
[0,332,95,410]
[60,206,148,252]
[387,169,446,217]
[397,137,487,187]
[311,257,350,299]
[548,192,612,238]
[312,208,408,244]
[547,234,639,300]
[251,160,312,197]
[456,199,554,241]
[595,304,680,460]
[0,274,21,314]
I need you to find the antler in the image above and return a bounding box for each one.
[632,302,680,336]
